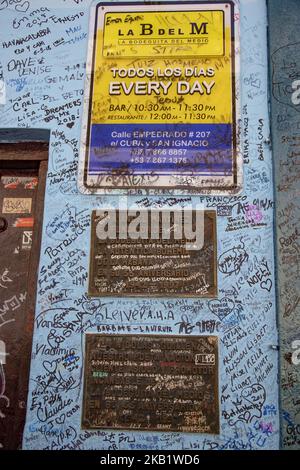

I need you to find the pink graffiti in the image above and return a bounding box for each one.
[245,205,263,224]
[259,421,273,435]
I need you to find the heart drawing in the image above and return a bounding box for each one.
[260,278,272,292]
[15,1,30,13]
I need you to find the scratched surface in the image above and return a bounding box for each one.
[0,171,37,449]
[268,0,300,450]
[0,0,280,450]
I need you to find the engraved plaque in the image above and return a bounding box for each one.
[82,334,219,433]
[88,209,217,297]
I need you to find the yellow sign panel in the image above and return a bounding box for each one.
[103,10,225,57]
[93,9,231,125]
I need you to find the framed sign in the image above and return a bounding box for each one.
[88,209,217,297]
[82,334,219,433]
[78,1,241,194]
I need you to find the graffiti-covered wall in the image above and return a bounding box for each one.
[268,0,300,451]
[0,0,280,450]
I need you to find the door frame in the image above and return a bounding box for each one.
[0,128,50,449]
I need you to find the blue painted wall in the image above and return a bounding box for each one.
[0,0,280,450]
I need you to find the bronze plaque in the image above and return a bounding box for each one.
[88,209,217,297]
[82,334,219,433]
